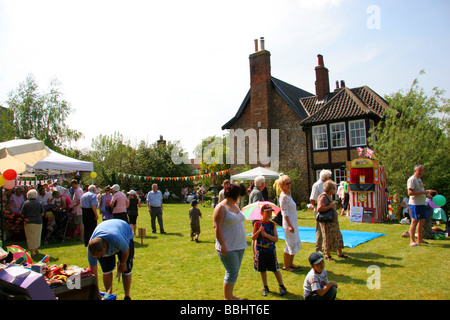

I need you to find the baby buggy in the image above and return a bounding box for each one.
[44,209,71,244]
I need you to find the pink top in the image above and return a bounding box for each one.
[72,187,83,216]
[111,191,128,213]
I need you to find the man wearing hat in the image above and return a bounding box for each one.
[110,184,129,222]
[303,252,338,300]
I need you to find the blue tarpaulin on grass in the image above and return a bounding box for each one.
[250,227,386,248]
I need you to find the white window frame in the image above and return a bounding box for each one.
[333,168,346,185]
[312,125,328,150]
[349,120,366,147]
[330,122,347,149]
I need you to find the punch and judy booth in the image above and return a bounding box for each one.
[346,150,388,223]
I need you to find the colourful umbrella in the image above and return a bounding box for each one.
[7,244,33,264]
[241,201,281,221]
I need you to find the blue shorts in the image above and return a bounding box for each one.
[409,205,426,220]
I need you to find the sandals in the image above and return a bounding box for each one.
[325,256,335,261]
[338,254,350,258]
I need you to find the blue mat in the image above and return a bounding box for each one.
[250,227,386,248]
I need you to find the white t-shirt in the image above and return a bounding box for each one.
[310,179,325,202]
[407,175,426,205]
[303,268,328,298]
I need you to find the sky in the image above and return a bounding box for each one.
[0,0,449,158]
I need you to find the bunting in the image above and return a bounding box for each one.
[116,169,231,182]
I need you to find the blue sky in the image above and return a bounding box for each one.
[0,0,449,157]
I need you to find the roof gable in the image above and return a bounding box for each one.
[221,77,313,130]
[300,86,391,125]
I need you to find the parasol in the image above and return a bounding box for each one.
[241,201,281,221]
[7,244,33,263]
[0,139,50,173]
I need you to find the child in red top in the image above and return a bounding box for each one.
[251,204,287,297]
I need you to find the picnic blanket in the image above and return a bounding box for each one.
[250,226,386,248]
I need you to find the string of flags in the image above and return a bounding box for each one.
[357,147,374,159]
[117,169,231,182]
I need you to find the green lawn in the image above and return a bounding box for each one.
[7,203,450,300]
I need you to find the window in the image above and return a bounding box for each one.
[349,120,366,146]
[330,122,346,148]
[334,169,346,185]
[313,125,328,150]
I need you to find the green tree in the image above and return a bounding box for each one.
[369,72,450,207]
[194,135,231,188]
[3,74,81,150]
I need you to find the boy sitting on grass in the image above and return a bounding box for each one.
[251,204,287,297]
[303,252,338,300]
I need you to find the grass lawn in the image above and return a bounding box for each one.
[6,203,449,300]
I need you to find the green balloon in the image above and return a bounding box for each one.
[432,195,446,207]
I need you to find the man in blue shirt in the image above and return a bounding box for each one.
[88,219,134,300]
[146,183,165,234]
[80,185,99,246]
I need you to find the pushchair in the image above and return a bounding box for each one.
[44,209,71,244]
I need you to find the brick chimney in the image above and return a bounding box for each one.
[249,37,271,129]
[314,54,330,101]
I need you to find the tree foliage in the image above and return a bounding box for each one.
[370,72,450,204]
[86,134,193,194]
[2,74,82,151]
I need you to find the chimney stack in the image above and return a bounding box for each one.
[249,37,271,129]
[314,54,330,101]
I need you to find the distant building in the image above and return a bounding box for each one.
[222,38,391,202]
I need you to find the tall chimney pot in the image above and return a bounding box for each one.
[254,39,259,52]
[340,80,345,88]
[314,54,330,101]
[260,37,265,51]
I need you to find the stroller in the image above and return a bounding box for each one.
[44,209,71,244]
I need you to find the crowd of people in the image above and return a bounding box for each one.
[213,171,347,300]
[3,163,446,300]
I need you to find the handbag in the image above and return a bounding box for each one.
[315,193,334,223]
[316,208,334,222]
[271,213,283,226]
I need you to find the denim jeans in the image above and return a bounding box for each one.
[217,249,245,284]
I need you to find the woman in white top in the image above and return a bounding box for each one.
[213,183,248,300]
[279,175,302,272]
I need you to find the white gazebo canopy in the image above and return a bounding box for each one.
[230,166,281,182]
[19,143,94,177]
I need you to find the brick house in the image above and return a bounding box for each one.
[222,38,390,202]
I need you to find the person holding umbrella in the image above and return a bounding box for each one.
[251,204,287,297]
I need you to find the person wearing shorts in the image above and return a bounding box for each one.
[251,204,287,297]
[88,219,134,300]
[407,165,434,247]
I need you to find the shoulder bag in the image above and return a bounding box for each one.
[315,194,334,223]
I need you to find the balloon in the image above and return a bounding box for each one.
[432,195,446,207]
[90,172,97,179]
[3,179,15,189]
[3,169,17,180]
[428,199,439,209]
[0,175,4,187]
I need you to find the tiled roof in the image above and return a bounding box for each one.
[300,86,390,125]
[222,79,390,129]
[221,77,313,129]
